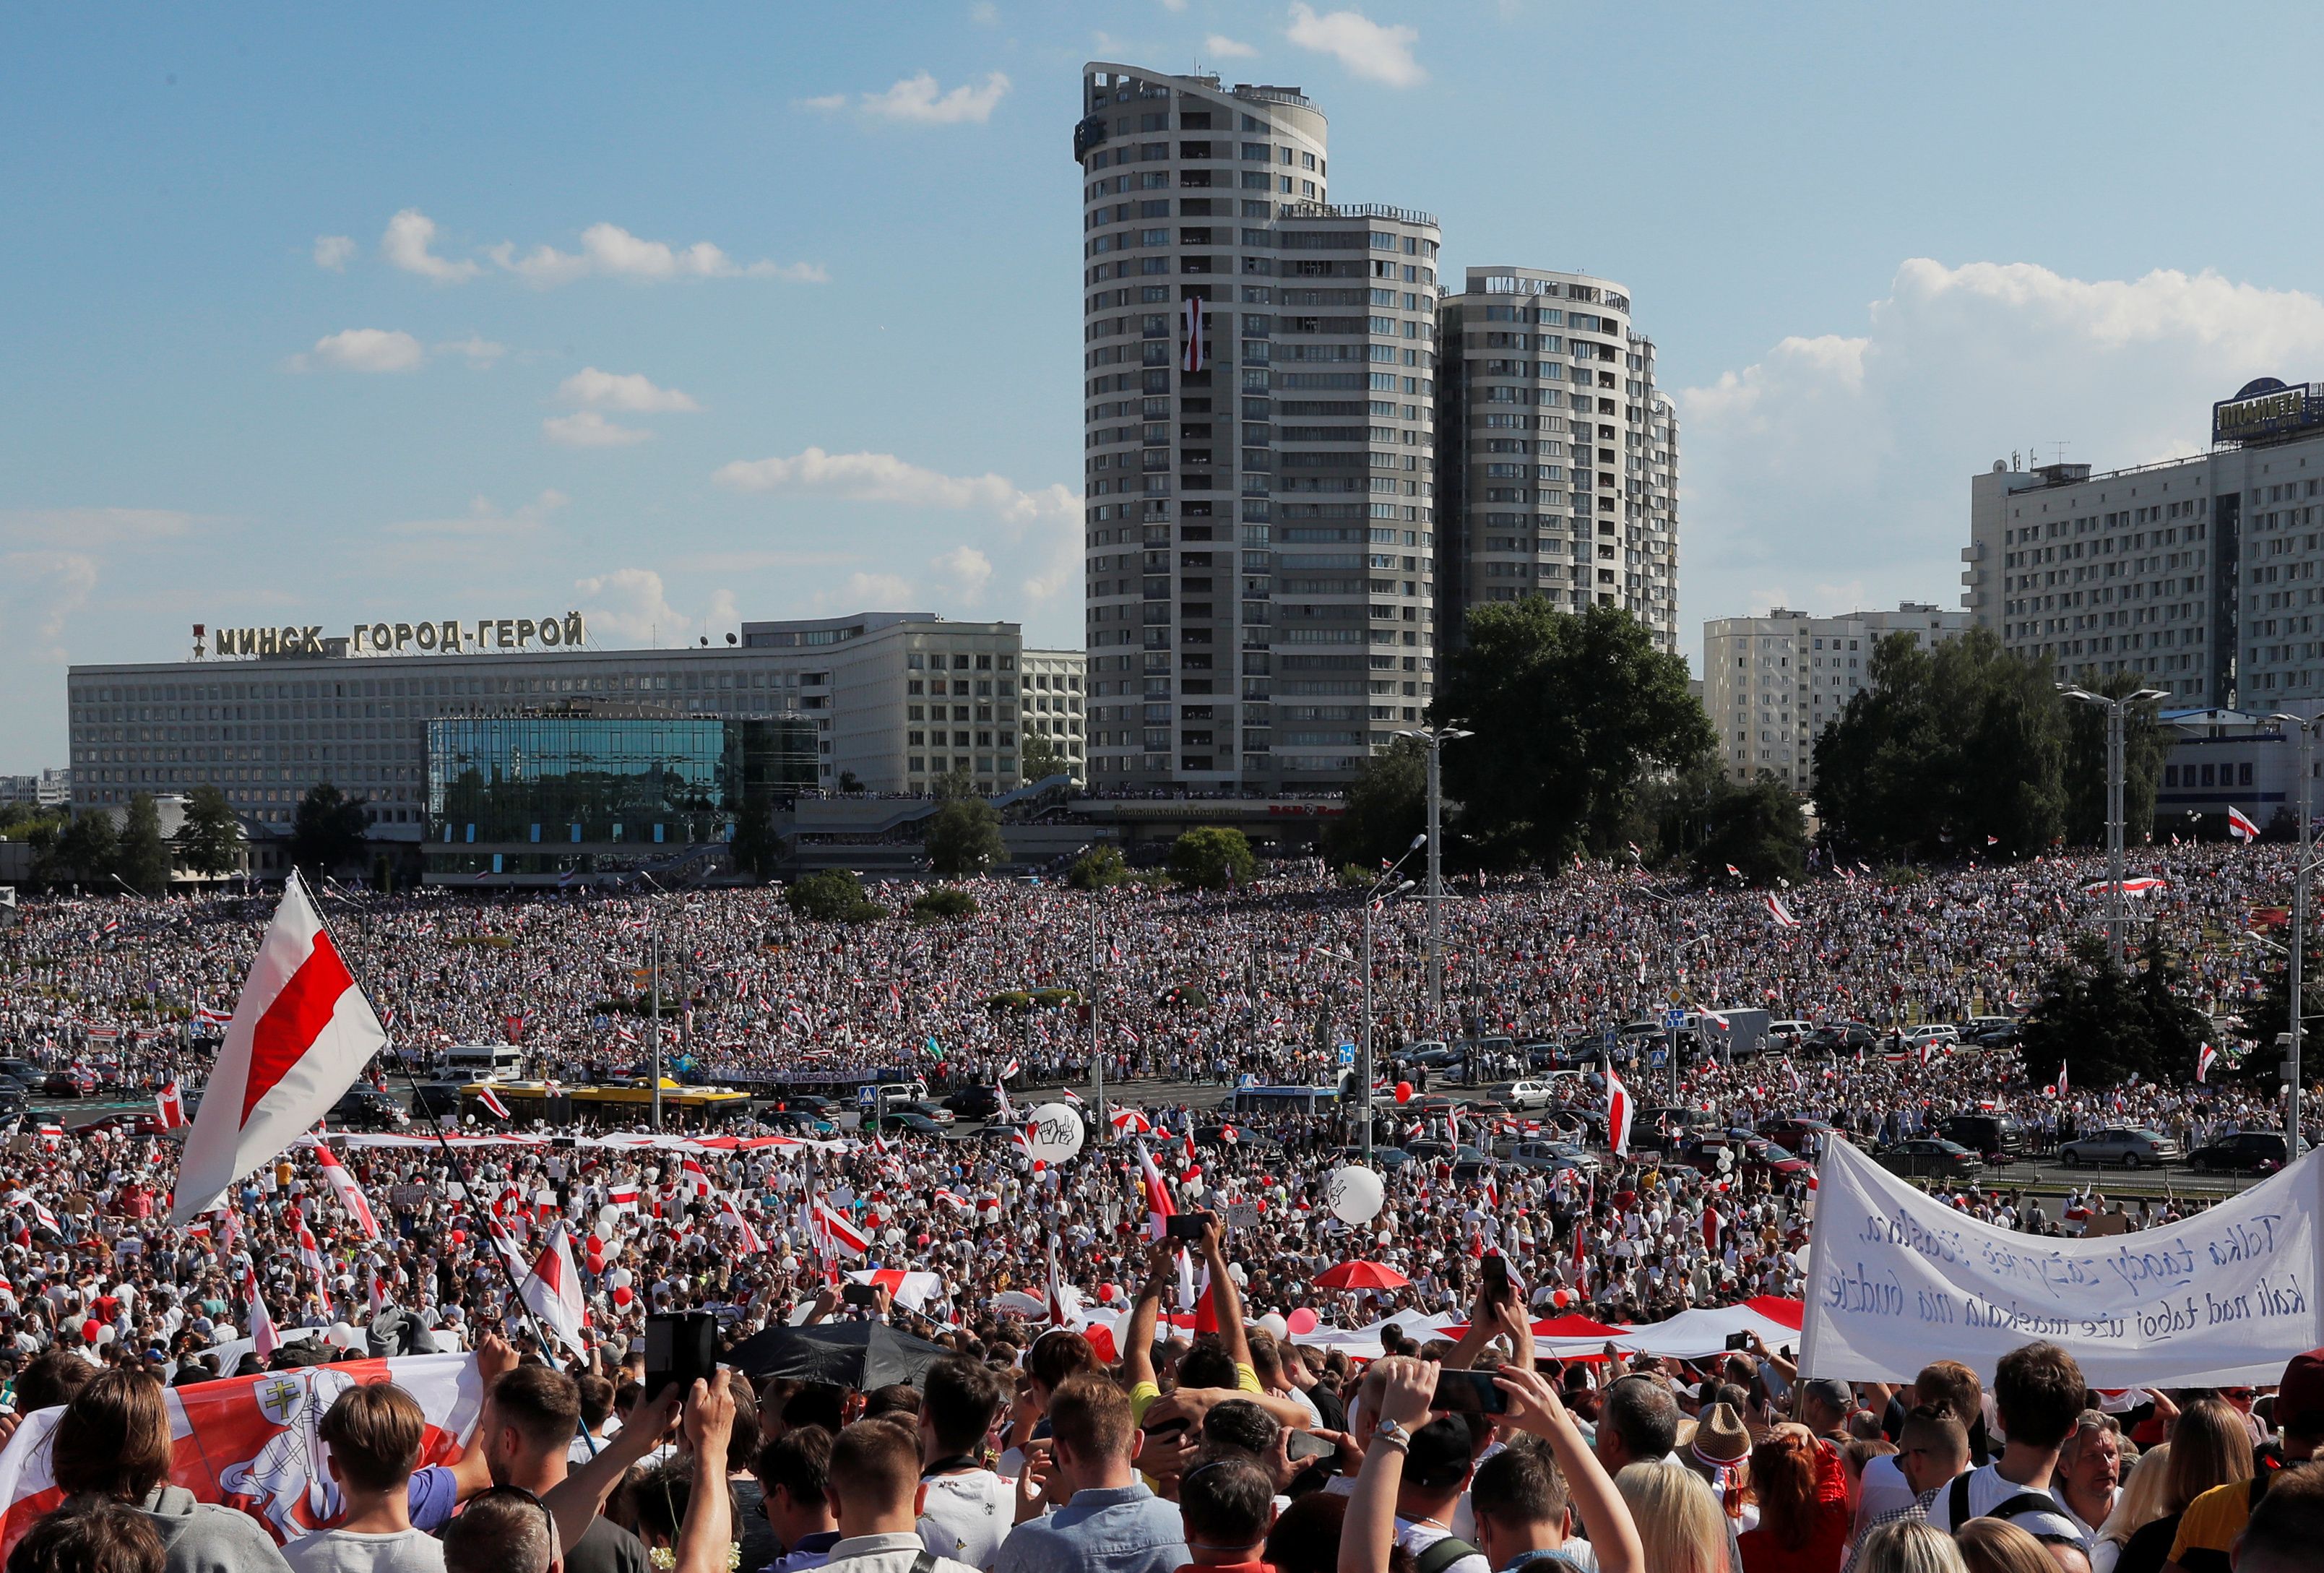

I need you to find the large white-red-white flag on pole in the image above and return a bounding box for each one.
[2228,805,2260,842]
[170,874,386,1225]
[1766,893,1801,928]
[517,1221,587,1354]
[1606,1066,1635,1158]
[311,1141,381,1239]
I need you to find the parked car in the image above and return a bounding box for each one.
[1483,1079,1558,1111]
[0,1059,43,1086]
[1500,1140,1599,1176]
[0,1090,25,1127]
[1521,1042,1561,1069]
[2059,1126,2182,1168]
[1901,1024,1960,1048]
[1192,1124,1283,1155]
[1879,1139,1985,1180]
[1331,1145,1415,1169]
[1758,1116,1835,1154]
[40,1071,86,1100]
[1937,1112,2029,1163]
[871,1110,947,1137]
[941,1086,1005,1120]
[1682,1133,1811,1179]
[329,1090,407,1129]
[1959,1016,2019,1046]
[1765,1020,1815,1046]
[2187,1131,2302,1174]
[1805,1022,1876,1052]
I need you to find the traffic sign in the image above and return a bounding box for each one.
[1663,1009,1686,1030]
[1336,1043,1355,1067]
[1649,1048,1669,1069]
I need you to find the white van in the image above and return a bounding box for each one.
[443,1043,527,1079]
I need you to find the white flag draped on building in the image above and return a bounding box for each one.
[1801,1137,2324,1385]
[170,875,386,1225]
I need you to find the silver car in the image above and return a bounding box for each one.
[2058,1126,2182,1168]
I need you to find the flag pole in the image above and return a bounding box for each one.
[305,872,592,1413]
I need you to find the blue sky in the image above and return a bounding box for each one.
[10,1,2324,771]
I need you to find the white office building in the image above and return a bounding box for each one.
[1703,603,1969,788]
[1077,61,1439,789]
[66,611,1034,829]
[1964,377,2324,711]
[1437,266,1679,652]
[1019,649,1088,780]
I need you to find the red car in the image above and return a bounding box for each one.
[1682,1132,1811,1179]
[1757,1116,1834,1155]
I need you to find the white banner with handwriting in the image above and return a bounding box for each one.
[1800,1138,2324,1385]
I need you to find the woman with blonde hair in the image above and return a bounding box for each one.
[1852,1520,1969,1573]
[2106,1397,2252,1573]
[1953,1519,2061,1573]
[1615,1460,1728,1573]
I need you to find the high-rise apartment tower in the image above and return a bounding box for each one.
[1076,63,1440,788]
[1436,267,1678,652]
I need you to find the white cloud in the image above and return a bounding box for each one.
[313,235,356,271]
[292,328,426,373]
[969,1,998,21]
[556,367,701,413]
[1206,34,1258,59]
[932,544,994,602]
[543,412,653,448]
[807,72,1011,126]
[712,447,1076,522]
[814,572,917,613]
[436,335,506,368]
[573,568,737,644]
[1677,258,2324,663]
[381,209,480,283]
[1284,4,1424,86]
[0,507,202,546]
[2,551,98,658]
[488,223,826,286]
[384,489,569,538]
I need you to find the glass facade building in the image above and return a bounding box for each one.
[423,708,817,883]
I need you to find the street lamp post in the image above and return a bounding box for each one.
[2268,712,2320,1155]
[1318,837,1425,1164]
[2059,685,2169,964]
[1393,723,1473,1037]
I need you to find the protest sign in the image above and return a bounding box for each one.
[1801,1138,2324,1385]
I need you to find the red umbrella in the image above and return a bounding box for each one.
[1314,1260,1411,1290]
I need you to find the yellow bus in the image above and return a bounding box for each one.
[458,1078,755,1131]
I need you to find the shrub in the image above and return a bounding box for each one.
[1066,846,1128,889]
[911,887,980,921]
[787,869,868,921]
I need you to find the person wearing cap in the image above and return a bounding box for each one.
[1797,1381,1854,1446]
[2160,1348,2324,1573]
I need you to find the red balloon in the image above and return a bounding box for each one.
[1394,1082,1414,1104]
[612,1285,633,1307]
[449,1231,466,1245]
[1285,1307,1320,1335]
[585,1234,604,1256]
[1551,1288,1572,1309]
[586,1254,605,1275]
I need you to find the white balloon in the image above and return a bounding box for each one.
[1025,1103,1086,1165]
[1329,1165,1386,1225]
[609,1267,633,1290]
[1257,1312,1289,1340]
[597,1204,621,1233]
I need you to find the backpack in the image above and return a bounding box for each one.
[1947,1472,2068,1533]
[1415,1535,1482,1573]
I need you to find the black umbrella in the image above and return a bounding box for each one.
[725,1319,947,1389]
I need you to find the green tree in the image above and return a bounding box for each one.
[287,783,369,881]
[931,766,977,802]
[1688,772,1808,886]
[1066,845,1128,889]
[118,793,173,895]
[1020,731,1072,785]
[53,808,120,888]
[787,869,868,921]
[910,887,980,921]
[1434,601,1712,866]
[925,798,1005,878]
[1324,736,1426,868]
[2018,929,2212,1088]
[1167,825,1256,889]
[173,784,243,878]
[2245,925,2324,1084]
[1813,628,2067,862]
[728,793,785,880]
[2060,669,2171,848]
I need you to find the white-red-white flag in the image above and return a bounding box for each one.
[814,1199,870,1259]
[2197,1042,2218,1083]
[716,1191,764,1254]
[2229,806,2260,842]
[1606,1066,1634,1158]
[1136,1141,1175,1238]
[244,1264,279,1358]
[295,1218,328,1283]
[477,1085,511,1121]
[170,875,386,1225]
[311,1142,381,1239]
[517,1220,587,1354]
[154,1080,186,1131]
[679,1157,713,1199]
[607,1181,640,1215]
[1766,893,1801,928]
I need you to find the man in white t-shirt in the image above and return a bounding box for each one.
[916,1355,1014,1572]
[1919,1342,2089,1549]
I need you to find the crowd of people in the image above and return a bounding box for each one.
[0,847,2317,1573]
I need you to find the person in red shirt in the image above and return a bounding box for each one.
[1740,1426,1850,1573]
